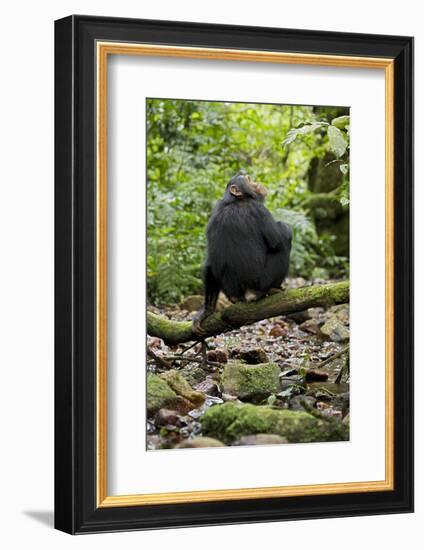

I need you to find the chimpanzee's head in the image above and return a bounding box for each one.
[225,172,267,202]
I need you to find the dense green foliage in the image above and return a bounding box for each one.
[147,99,349,305]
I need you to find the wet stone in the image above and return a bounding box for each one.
[269,324,287,337]
[288,307,324,324]
[148,336,163,349]
[320,316,349,342]
[289,395,317,411]
[329,304,350,323]
[233,434,288,446]
[195,377,218,396]
[155,408,179,427]
[180,365,208,386]
[146,435,165,450]
[207,348,228,363]
[299,319,322,334]
[237,348,269,364]
[175,436,225,448]
[305,369,329,382]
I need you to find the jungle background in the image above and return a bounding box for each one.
[146,98,351,450]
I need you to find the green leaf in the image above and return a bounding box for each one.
[331,115,350,129]
[282,122,328,146]
[327,125,348,158]
[282,128,299,146]
[340,197,350,206]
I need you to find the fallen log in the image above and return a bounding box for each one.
[147,281,349,345]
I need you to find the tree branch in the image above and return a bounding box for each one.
[147,281,349,345]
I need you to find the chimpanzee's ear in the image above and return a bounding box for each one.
[229,184,243,197]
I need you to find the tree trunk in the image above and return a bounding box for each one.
[148,281,349,345]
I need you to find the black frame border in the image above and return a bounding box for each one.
[54,15,414,534]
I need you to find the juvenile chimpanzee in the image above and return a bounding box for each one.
[193,172,292,334]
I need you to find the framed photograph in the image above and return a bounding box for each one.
[54,15,413,534]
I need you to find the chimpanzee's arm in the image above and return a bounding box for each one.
[192,264,221,335]
[258,208,287,252]
[277,221,293,246]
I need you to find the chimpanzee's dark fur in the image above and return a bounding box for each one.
[193,173,292,333]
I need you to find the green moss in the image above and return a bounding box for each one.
[180,365,208,386]
[201,402,349,444]
[222,362,280,401]
[330,282,350,304]
[147,281,349,345]
[147,312,193,345]
[160,370,205,406]
[146,374,180,415]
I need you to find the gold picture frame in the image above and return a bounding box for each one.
[96,42,394,508]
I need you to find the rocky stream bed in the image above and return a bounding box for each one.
[146,279,350,450]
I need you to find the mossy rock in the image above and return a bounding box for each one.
[221,362,280,401]
[160,369,205,407]
[201,402,349,444]
[175,437,225,449]
[147,374,180,415]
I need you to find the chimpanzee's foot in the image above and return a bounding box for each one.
[192,308,212,336]
[192,317,207,336]
[244,290,261,302]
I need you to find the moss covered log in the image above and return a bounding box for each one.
[147,281,349,345]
